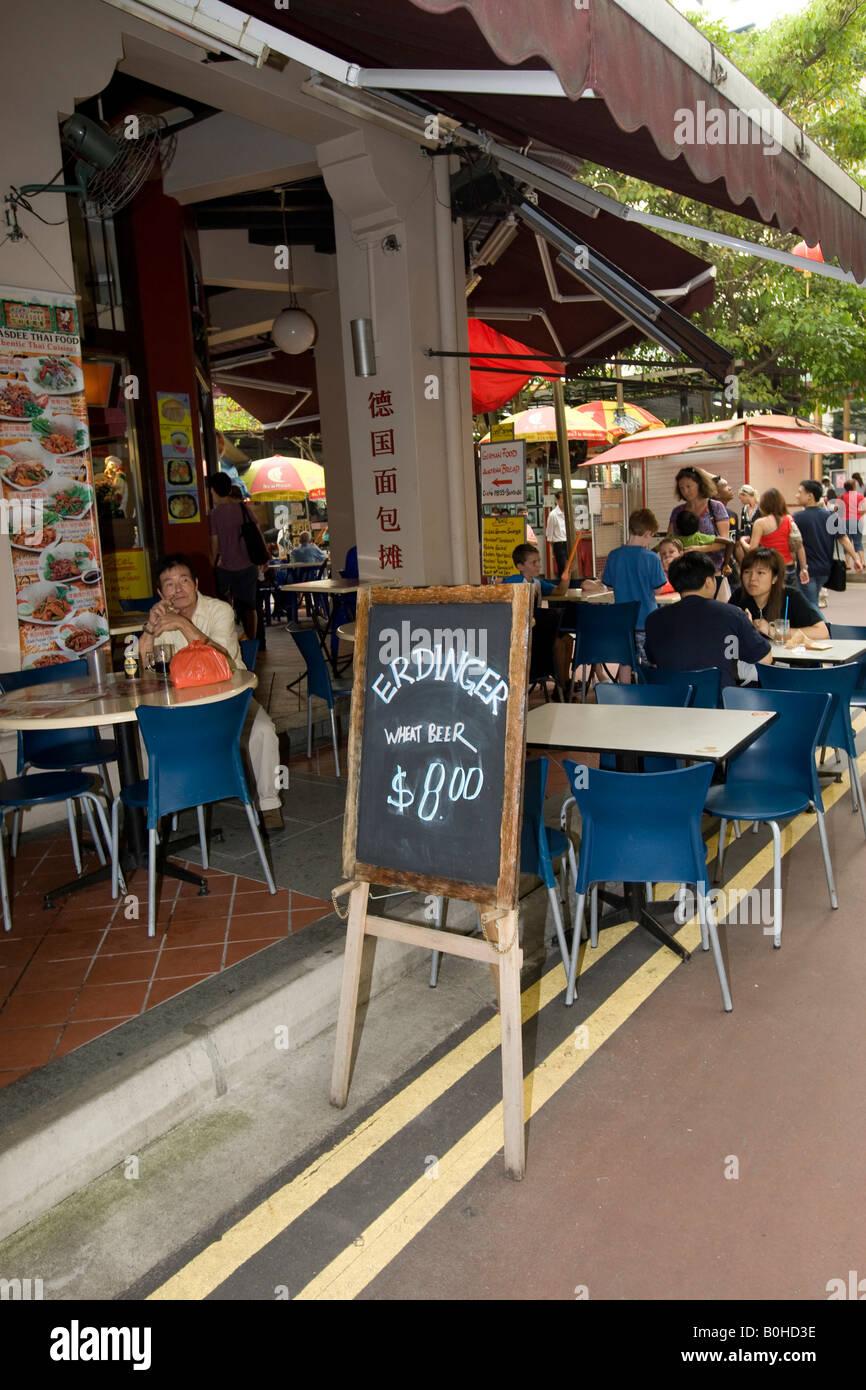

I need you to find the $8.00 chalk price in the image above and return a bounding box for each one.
[387,760,484,822]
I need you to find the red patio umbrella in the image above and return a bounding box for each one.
[468,318,562,413]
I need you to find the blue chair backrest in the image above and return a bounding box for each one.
[827,625,866,690]
[573,601,639,666]
[563,759,714,891]
[595,683,694,708]
[757,661,860,755]
[239,639,259,672]
[289,627,335,704]
[136,690,253,824]
[290,562,327,584]
[520,757,557,889]
[0,659,98,766]
[641,665,722,708]
[721,687,832,802]
[341,546,359,580]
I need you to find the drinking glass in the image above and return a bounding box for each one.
[145,642,175,680]
[768,619,790,646]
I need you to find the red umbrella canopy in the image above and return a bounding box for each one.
[244,455,326,500]
[574,399,664,442]
[469,318,562,413]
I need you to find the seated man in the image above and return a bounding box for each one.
[503,542,573,692]
[644,550,772,689]
[138,554,285,829]
[291,531,328,565]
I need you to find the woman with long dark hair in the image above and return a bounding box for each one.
[731,547,828,641]
[668,466,731,596]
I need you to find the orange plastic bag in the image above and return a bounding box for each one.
[170,640,233,688]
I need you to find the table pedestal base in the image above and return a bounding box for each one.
[43,847,208,910]
[596,884,691,961]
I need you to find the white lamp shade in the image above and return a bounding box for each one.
[271,307,317,354]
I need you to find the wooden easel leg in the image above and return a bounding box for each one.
[330,881,369,1108]
[491,907,526,1179]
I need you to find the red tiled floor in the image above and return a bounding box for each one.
[160,918,229,948]
[0,1026,63,1068]
[227,911,290,941]
[84,951,160,987]
[68,981,150,1023]
[226,889,290,915]
[15,956,92,992]
[154,944,225,978]
[0,987,82,1028]
[35,930,106,962]
[291,907,332,931]
[0,1068,36,1089]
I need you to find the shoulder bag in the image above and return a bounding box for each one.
[238,502,269,566]
[827,538,847,592]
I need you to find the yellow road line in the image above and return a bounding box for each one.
[152,731,865,1300]
[148,923,631,1299]
[296,761,864,1300]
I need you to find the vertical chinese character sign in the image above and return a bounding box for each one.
[0,285,108,668]
[369,389,403,575]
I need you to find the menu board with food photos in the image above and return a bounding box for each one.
[0,285,109,670]
[158,391,200,523]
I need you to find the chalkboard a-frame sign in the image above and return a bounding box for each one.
[332,584,532,1178]
[343,584,532,906]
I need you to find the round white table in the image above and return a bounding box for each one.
[0,670,256,905]
[336,622,356,644]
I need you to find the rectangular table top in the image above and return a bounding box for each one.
[550,588,680,605]
[279,578,360,594]
[769,638,866,665]
[526,702,776,763]
[0,670,257,730]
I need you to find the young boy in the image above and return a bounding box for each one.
[582,508,666,665]
[503,542,573,691]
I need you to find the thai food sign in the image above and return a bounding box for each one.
[0,285,108,670]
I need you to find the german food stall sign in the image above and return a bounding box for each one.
[0,285,109,669]
[332,585,532,1177]
[479,439,526,505]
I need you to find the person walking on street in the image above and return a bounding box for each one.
[793,479,862,604]
[208,472,267,640]
[546,491,568,578]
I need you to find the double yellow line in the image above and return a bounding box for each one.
[151,730,865,1300]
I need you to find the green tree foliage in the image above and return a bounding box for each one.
[580,1,866,413]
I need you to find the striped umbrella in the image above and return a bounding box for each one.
[243,455,326,500]
[479,405,608,444]
[573,399,664,443]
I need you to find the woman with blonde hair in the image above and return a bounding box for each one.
[746,487,808,586]
[737,484,760,535]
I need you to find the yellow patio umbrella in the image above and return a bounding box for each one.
[243,455,326,501]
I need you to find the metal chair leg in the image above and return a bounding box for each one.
[10,808,20,858]
[98,764,111,799]
[850,756,866,835]
[196,804,209,870]
[307,694,313,759]
[715,819,728,884]
[815,809,838,911]
[110,798,121,899]
[330,708,340,778]
[590,882,599,948]
[548,885,569,979]
[66,799,82,876]
[697,882,732,1011]
[244,801,277,894]
[147,827,158,938]
[429,895,445,987]
[770,820,782,947]
[566,891,586,1006]
[0,824,11,933]
[81,795,105,865]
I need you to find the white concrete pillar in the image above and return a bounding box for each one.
[318,126,478,585]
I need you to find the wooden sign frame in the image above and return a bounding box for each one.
[332,584,532,1178]
[343,584,531,907]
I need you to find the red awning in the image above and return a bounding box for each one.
[749,427,866,454]
[245,0,866,281]
[468,318,561,412]
[582,424,736,464]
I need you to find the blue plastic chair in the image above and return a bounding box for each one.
[562,759,730,1010]
[640,665,722,710]
[239,639,260,672]
[109,690,275,937]
[521,757,578,972]
[595,682,694,771]
[288,628,352,776]
[707,688,837,949]
[757,662,866,838]
[283,562,328,625]
[570,601,640,701]
[826,625,866,708]
[119,597,157,613]
[0,770,112,931]
[0,660,116,856]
